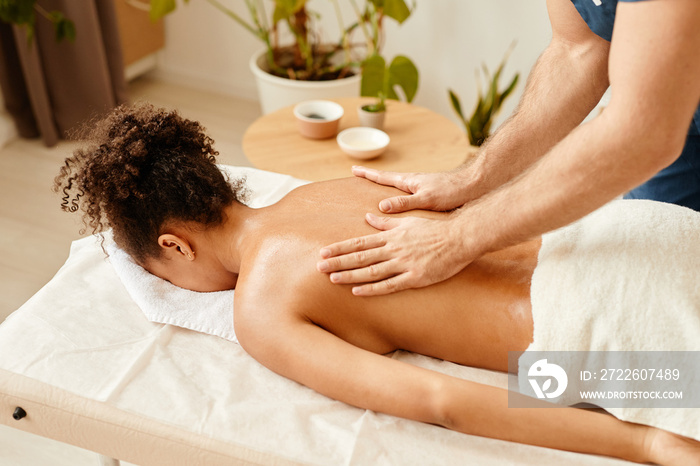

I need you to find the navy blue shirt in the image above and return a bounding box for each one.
[570,0,700,135]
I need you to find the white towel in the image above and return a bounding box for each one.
[107,242,238,342]
[107,166,308,343]
[520,199,700,440]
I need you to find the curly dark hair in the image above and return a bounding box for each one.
[54,103,246,264]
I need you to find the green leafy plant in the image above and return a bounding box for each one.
[0,0,75,43]
[449,44,519,146]
[361,53,418,112]
[150,0,419,97]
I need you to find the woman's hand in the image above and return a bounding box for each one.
[352,166,478,213]
[646,426,700,465]
[316,213,473,296]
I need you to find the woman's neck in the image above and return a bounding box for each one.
[205,201,259,275]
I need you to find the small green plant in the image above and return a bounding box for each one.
[361,53,418,112]
[361,92,386,112]
[0,0,75,43]
[449,44,519,146]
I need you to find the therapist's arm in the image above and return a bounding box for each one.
[452,0,700,255]
[352,0,611,214]
[319,0,700,296]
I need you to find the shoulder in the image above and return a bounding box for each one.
[234,239,301,311]
[233,237,323,345]
[232,246,335,377]
[548,0,611,47]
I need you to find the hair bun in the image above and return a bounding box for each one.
[54,103,241,263]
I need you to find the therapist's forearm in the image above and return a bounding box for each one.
[452,0,700,263]
[452,108,681,260]
[457,36,610,200]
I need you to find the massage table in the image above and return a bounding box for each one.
[0,167,645,465]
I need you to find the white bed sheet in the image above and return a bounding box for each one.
[0,167,629,465]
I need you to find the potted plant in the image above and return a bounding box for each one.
[358,53,418,129]
[448,44,519,147]
[150,0,419,114]
[357,91,387,129]
[0,1,75,42]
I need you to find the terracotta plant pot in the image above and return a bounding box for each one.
[357,105,386,130]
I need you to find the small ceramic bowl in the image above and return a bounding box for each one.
[336,127,390,160]
[293,100,344,139]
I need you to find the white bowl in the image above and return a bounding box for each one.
[336,127,390,160]
[293,100,344,139]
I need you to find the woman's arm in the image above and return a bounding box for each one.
[236,311,654,463]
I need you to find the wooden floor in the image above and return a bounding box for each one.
[0,75,260,465]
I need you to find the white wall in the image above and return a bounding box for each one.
[156,0,553,129]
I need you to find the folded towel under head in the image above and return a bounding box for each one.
[107,243,237,342]
[107,166,308,344]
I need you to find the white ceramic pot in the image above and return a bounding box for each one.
[249,49,361,115]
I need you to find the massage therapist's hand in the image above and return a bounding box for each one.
[352,166,477,213]
[317,213,472,296]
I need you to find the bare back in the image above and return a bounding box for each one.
[235,178,538,372]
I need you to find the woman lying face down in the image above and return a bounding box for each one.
[55,104,699,465]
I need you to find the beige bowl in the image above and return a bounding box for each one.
[293,100,344,139]
[336,127,390,160]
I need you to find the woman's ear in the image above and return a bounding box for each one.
[157,234,195,261]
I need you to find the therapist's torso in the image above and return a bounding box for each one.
[570,0,700,210]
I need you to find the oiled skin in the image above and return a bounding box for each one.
[234,177,538,372]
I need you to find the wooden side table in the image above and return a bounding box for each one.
[242,97,473,181]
